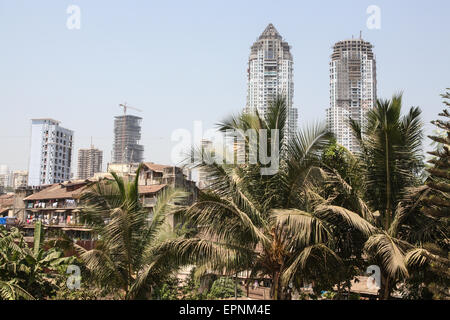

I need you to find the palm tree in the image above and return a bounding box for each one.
[338,93,425,299]
[158,96,375,300]
[77,165,187,299]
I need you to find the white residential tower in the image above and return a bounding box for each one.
[245,24,298,141]
[28,119,73,186]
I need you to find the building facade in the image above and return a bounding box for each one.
[245,23,298,142]
[0,165,11,189]
[138,162,198,228]
[326,37,377,153]
[77,146,103,180]
[28,119,73,186]
[112,115,144,164]
[12,171,28,189]
[22,180,95,249]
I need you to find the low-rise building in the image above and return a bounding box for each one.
[17,162,198,247]
[0,194,14,217]
[138,163,198,228]
[22,180,95,249]
[106,162,140,181]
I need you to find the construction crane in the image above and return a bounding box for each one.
[117,102,142,163]
[119,102,142,115]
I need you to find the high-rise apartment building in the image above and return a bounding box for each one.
[245,23,298,141]
[112,115,144,164]
[28,119,73,186]
[77,146,103,180]
[326,37,377,153]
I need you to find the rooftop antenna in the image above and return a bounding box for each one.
[360,30,362,39]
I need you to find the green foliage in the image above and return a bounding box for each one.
[151,268,208,300]
[321,291,336,300]
[152,276,180,300]
[179,268,206,300]
[348,293,361,300]
[0,280,34,300]
[78,165,188,299]
[158,96,346,300]
[52,286,102,300]
[207,277,242,300]
[0,226,74,300]
[402,89,450,299]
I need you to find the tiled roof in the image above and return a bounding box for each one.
[138,184,166,194]
[24,183,88,201]
[0,194,14,207]
[0,194,14,215]
[142,163,172,173]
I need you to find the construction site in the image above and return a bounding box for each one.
[112,103,144,164]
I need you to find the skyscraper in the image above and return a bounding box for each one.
[77,146,103,180]
[112,115,144,164]
[28,119,73,186]
[245,23,298,141]
[326,37,377,153]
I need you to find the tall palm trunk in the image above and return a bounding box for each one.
[270,270,289,300]
[272,271,280,300]
[384,123,392,230]
[380,273,392,300]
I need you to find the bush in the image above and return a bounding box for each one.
[207,277,242,300]
[152,277,180,300]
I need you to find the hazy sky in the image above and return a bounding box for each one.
[0,0,449,172]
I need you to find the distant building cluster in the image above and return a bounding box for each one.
[1,23,378,245]
[1,102,198,246]
[0,165,28,192]
[1,24,378,192]
[194,25,378,189]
